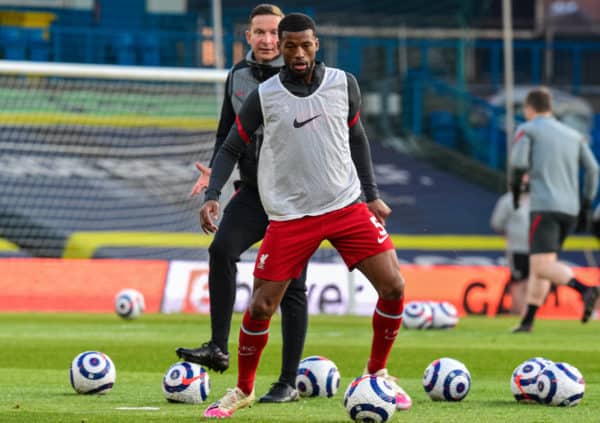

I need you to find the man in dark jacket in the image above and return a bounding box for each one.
[176,4,307,403]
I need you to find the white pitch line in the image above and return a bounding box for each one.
[115,406,160,411]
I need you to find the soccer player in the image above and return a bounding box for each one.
[175,4,308,403]
[490,174,530,315]
[509,87,599,333]
[199,13,412,419]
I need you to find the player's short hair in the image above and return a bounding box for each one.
[278,13,317,40]
[248,4,284,26]
[525,87,552,113]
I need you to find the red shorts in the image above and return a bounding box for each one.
[253,202,395,282]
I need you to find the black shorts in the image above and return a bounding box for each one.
[508,252,529,281]
[529,211,576,254]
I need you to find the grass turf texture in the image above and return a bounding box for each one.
[0,313,598,422]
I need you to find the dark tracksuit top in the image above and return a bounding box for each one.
[209,50,283,186]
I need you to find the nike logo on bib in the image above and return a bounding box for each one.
[293,114,321,128]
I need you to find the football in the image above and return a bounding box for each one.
[510,357,553,403]
[536,362,585,407]
[430,301,459,329]
[162,361,210,404]
[295,355,340,398]
[423,357,471,401]
[69,351,116,394]
[114,288,145,319]
[402,301,433,329]
[343,375,397,423]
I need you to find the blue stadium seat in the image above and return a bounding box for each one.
[28,28,50,61]
[138,33,160,66]
[0,27,26,60]
[114,32,136,65]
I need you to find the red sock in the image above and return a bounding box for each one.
[237,310,270,395]
[367,297,404,374]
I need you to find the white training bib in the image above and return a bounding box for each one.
[258,67,361,221]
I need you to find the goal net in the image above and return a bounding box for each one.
[0,60,232,259]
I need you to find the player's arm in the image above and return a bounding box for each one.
[580,141,599,206]
[345,72,390,223]
[210,72,236,167]
[200,89,263,233]
[576,141,599,231]
[508,127,531,209]
[490,194,510,234]
[189,72,234,197]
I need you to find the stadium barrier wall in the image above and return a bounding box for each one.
[0,258,598,320]
[0,258,168,312]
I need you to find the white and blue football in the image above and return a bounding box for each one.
[162,361,210,404]
[296,355,340,398]
[69,351,116,394]
[510,357,553,403]
[344,375,397,423]
[402,301,433,329]
[114,288,145,320]
[423,357,471,401]
[430,301,459,329]
[536,362,585,407]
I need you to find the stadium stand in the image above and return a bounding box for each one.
[0,0,597,264]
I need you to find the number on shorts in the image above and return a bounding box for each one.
[370,215,388,241]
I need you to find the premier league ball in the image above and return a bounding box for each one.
[430,301,459,329]
[114,288,145,319]
[296,356,341,398]
[536,362,585,407]
[510,357,553,403]
[69,351,116,394]
[402,301,433,329]
[162,361,210,404]
[344,375,397,423]
[423,357,471,401]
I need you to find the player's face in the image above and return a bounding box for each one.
[523,103,535,121]
[246,14,281,64]
[280,29,319,81]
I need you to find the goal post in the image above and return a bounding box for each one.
[0,60,228,129]
[0,60,235,259]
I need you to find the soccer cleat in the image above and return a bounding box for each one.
[258,382,299,403]
[364,367,412,410]
[581,285,600,323]
[511,323,532,333]
[203,387,255,419]
[175,342,229,373]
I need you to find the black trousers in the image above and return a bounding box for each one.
[208,183,308,386]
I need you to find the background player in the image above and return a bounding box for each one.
[175,4,308,403]
[491,173,530,315]
[199,13,412,418]
[509,87,599,333]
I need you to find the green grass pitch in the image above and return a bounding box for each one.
[0,312,599,422]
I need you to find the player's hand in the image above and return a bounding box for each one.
[189,162,212,198]
[367,199,391,226]
[199,200,220,233]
